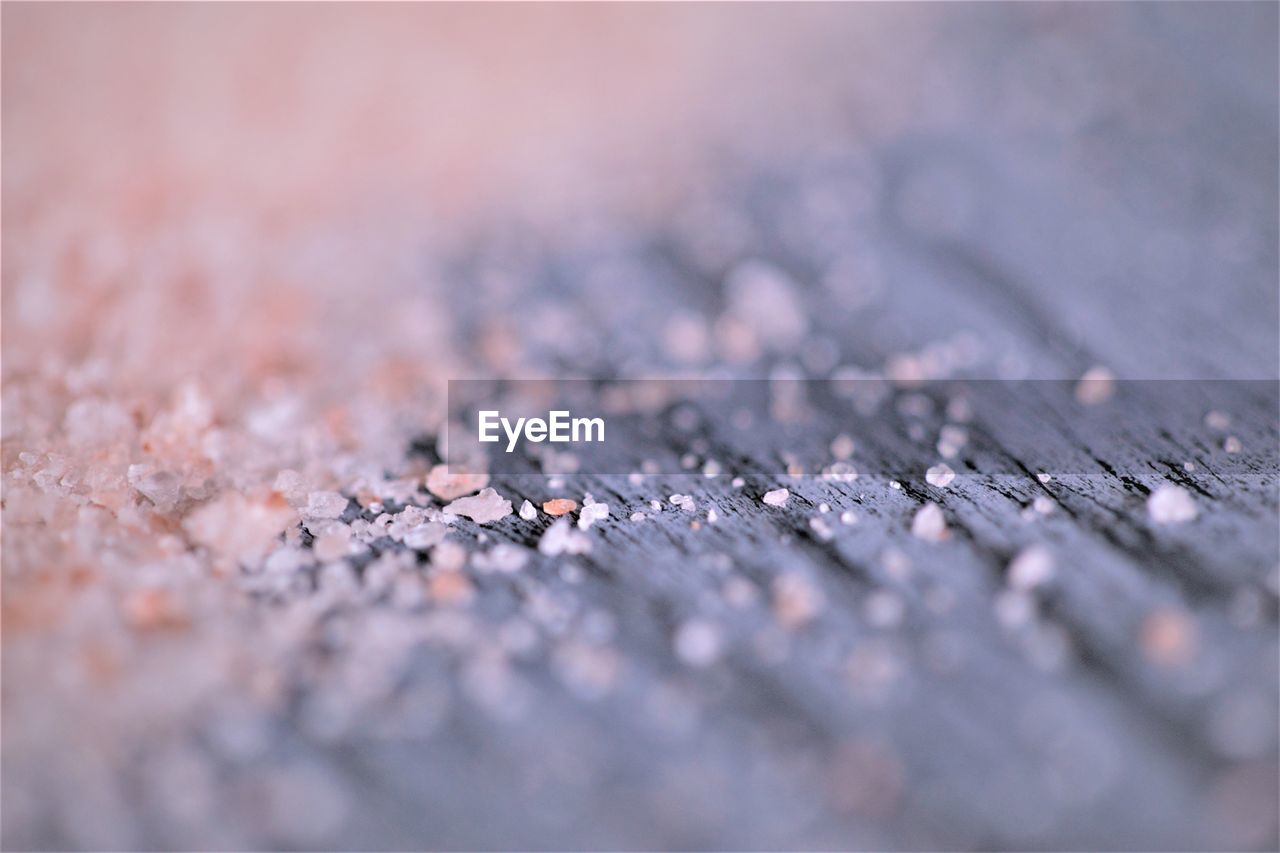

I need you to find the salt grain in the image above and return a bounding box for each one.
[911,502,947,542]
[425,465,490,501]
[444,488,512,524]
[538,517,592,556]
[1147,483,1197,525]
[1075,365,1116,405]
[543,498,577,517]
[1008,545,1055,590]
[674,620,723,667]
[926,463,955,488]
[304,491,349,520]
[762,488,790,507]
[1224,436,1242,454]
[519,500,536,520]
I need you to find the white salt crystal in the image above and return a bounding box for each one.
[1008,545,1055,590]
[731,477,745,488]
[1036,472,1052,484]
[762,488,790,506]
[1224,436,1242,453]
[305,491,349,520]
[403,522,448,550]
[519,499,536,521]
[630,512,646,522]
[538,517,592,555]
[674,620,723,667]
[444,488,512,524]
[1033,496,1055,515]
[840,510,858,525]
[937,424,969,459]
[1147,484,1197,524]
[577,500,610,530]
[911,502,947,541]
[808,516,834,541]
[473,543,528,574]
[706,508,718,523]
[926,463,955,488]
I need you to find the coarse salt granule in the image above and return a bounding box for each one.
[911,502,947,541]
[674,620,723,667]
[926,463,955,488]
[1075,365,1116,405]
[444,488,512,524]
[762,488,790,507]
[1008,545,1055,590]
[304,490,349,520]
[426,465,490,501]
[543,498,577,516]
[519,500,536,521]
[1147,483,1197,524]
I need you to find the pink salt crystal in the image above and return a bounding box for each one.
[127,464,181,511]
[1141,607,1197,667]
[911,502,947,541]
[772,572,824,628]
[543,498,577,517]
[313,528,352,562]
[925,463,955,488]
[1075,366,1116,405]
[304,491,348,520]
[183,490,295,562]
[1007,545,1055,590]
[1147,483,1197,524]
[426,465,490,501]
[444,487,512,524]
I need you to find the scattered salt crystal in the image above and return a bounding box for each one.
[577,501,610,530]
[1075,366,1116,405]
[403,522,448,550]
[911,502,947,541]
[1008,545,1055,590]
[890,481,902,490]
[1036,472,1052,484]
[706,508,718,523]
[426,465,490,501]
[926,463,955,488]
[702,459,721,477]
[630,512,646,522]
[840,510,858,525]
[519,500,536,521]
[937,424,969,459]
[543,498,577,517]
[304,491,349,520]
[538,517,592,555]
[1033,496,1056,515]
[472,543,528,574]
[649,500,662,511]
[1183,462,1196,472]
[830,433,855,460]
[772,572,824,628]
[762,488,790,507]
[808,516,834,541]
[731,477,745,488]
[674,620,723,667]
[1224,436,1242,453]
[1205,410,1232,431]
[444,488,512,524]
[1147,483,1197,525]
[1141,607,1196,667]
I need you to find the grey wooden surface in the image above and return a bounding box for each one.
[3,3,1278,851]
